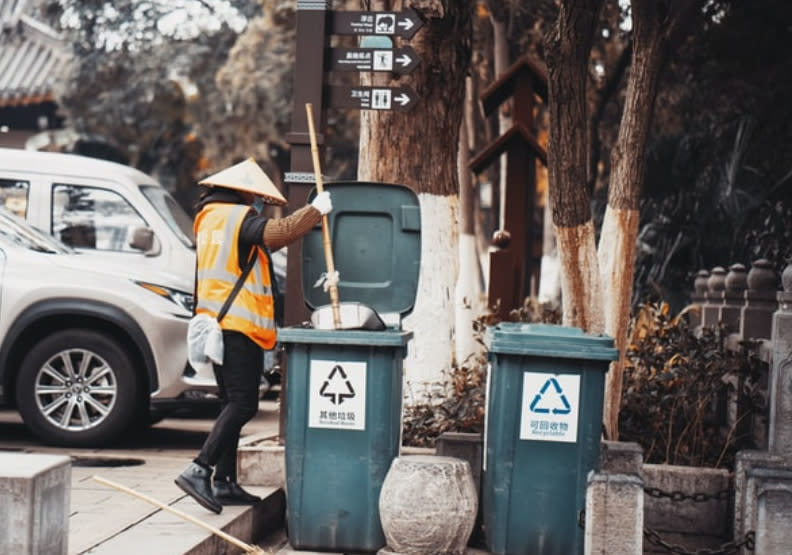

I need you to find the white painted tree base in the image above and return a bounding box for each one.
[403,194,458,402]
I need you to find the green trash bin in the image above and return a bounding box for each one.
[279,181,421,553]
[481,323,618,555]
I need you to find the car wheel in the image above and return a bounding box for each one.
[16,329,140,447]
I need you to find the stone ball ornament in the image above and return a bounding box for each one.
[492,229,511,249]
[378,455,478,555]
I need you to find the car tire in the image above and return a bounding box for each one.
[16,329,140,447]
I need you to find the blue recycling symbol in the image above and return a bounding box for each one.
[529,377,572,415]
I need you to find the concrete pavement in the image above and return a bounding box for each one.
[1,399,285,554]
[3,398,485,554]
[67,400,284,554]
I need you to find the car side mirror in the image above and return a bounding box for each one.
[129,226,161,256]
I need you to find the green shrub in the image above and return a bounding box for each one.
[401,298,561,448]
[618,302,766,469]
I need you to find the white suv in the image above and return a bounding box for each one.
[0,147,196,292]
[0,207,215,447]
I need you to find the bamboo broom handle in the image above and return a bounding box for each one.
[305,102,342,329]
[92,475,264,554]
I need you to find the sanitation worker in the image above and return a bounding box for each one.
[176,157,331,514]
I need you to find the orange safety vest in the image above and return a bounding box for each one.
[194,203,276,350]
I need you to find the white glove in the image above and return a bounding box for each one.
[311,191,332,215]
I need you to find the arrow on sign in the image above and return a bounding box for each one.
[326,85,418,112]
[397,17,415,33]
[394,92,411,107]
[330,7,424,39]
[396,54,411,67]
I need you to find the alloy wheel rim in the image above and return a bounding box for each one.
[34,348,118,431]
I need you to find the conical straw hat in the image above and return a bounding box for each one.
[198,158,287,206]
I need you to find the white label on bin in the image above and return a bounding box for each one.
[308,359,366,430]
[520,372,580,443]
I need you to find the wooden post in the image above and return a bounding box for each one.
[469,55,548,319]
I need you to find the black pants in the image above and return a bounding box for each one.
[196,330,262,482]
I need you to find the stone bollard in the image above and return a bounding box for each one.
[0,453,71,555]
[740,259,779,340]
[585,441,644,555]
[378,455,478,555]
[585,474,643,555]
[768,260,792,455]
[720,263,748,333]
[688,269,710,330]
[702,267,727,328]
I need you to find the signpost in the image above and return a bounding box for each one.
[328,45,420,75]
[330,7,424,38]
[326,85,418,112]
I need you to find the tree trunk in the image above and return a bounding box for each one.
[358,0,472,395]
[456,75,483,364]
[544,0,605,333]
[599,0,699,440]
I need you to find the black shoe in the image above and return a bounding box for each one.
[175,463,222,514]
[212,480,261,505]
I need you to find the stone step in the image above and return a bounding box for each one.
[81,486,284,555]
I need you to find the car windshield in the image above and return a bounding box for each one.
[0,207,73,254]
[139,185,195,248]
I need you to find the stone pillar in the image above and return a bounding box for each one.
[740,259,779,340]
[0,453,71,555]
[733,450,787,551]
[750,468,792,554]
[702,266,726,328]
[688,269,710,330]
[720,263,748,333]
[585,442,644,555]
[768,260,792,455]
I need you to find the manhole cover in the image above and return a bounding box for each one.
[71,456,145,468]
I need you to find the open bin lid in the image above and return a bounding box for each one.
[302,181,421,325]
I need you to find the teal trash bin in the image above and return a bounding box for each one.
[481,323,618,555]
[279,181,421,553]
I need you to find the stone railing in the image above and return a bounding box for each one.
[636,257,792,553]
[688,258,791,449]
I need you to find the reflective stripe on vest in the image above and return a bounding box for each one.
[194,203,276,350]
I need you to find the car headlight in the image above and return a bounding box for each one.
[134,281,194,313]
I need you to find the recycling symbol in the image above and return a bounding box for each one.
[529,377,572,415]
[319,364,356,405]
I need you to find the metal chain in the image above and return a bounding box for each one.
[585,484,753,553]
[644,486,732,502]
[644,528,755,554]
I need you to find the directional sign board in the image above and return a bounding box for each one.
[326,85,417,112]
[328,46,420,75]
[330,7,424,39]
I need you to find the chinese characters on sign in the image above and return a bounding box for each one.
[520,372,580,443]
[308,359,367,430]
